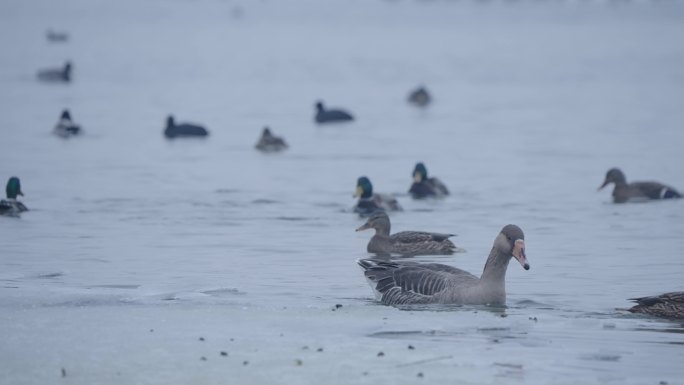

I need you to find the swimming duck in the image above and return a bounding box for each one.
[353,176,402,216]
[408,162,449,199]
[46,30,69,43]
[53,109,81,138]
[627,292,684,320]
[255,127,288,152]
[408,86,431,107]
[164,115,209,139]
[358,224,529,306]
[598,168,681,203]
[37,61,71,82]
[314,101,354,124]
[0,177,29,216]
[355,211,460,256]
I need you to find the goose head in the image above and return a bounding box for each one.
[494,224,529,270]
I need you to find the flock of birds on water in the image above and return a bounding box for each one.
[3,30,683,320]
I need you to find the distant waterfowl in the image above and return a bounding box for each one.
[355,211,460,256]
[37,61,71,82]
[0,177,28,216]
[255,127,288,152]
[164,115,209,139]
[314,101,354,124]
[627,292,684,320]
[409,162,449,199]
[598,168,681,203]
[53,109,81,138]
[408,86,431,107]
[353,176,402,216]
[358,224,529,306]
[46,30,69,43]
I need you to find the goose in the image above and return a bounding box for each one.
[408,162,449,199]
[627,292,684,319]
[598,168,680,203]
[355,211,460,256]
[358,224,529,306]
[353,176,402,216]
[0,177,29,216]
[314,101,354,124]
[37,61,71,82]
[53,109,81,138]
[408,86,431,107]
[164,115,209,139]
[255,127,288,152]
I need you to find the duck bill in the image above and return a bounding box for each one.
[17,190,24,196]
[512,239,529,270]
[597,179,609,191]
[353,186,362,198]
[355,222,372,232]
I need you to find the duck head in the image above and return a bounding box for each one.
[60,109,71,121]
[598,168,627,190]
[6,177,23,199]
[495,224,529,270]
[355,210,390,236]
[315,101,324,113]
[262,126,272,137]
[354,176,373,199]
[166,115,175,128]
[413,162,428,183]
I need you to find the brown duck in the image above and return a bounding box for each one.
[627,292,684,319]
[598,168,681,203]
[355,211,462,256]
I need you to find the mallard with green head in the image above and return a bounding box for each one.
[355,211,462,256]
[353,176,402,216]
[409,162,449,199]
[627,292,684,320]
[0,177,29,216]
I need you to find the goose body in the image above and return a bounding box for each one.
[409,162,449,199]
[1,177,28,217]
[37,61,71,82]
[598,168,681,203]
[53,109,81,138]
[358,224,529,306]
[356,211,459,256]
[628,292,684,319]
[408,86,431,107]
[315,101,354,124]
[255,127,288,152]
[164,115,209,139]
[353,176,402,216]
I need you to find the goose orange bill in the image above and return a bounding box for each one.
[512,239,529,270]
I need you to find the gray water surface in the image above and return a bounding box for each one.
[1,0,684,384]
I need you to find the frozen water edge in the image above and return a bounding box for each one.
[1,302,682,385]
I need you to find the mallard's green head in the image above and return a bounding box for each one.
[354,176,373,199]
[6,177,23,199]
[413,162,428,183]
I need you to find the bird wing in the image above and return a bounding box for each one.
[428,177,450,195]
[358,259,475,305]
[631,182,681,199]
